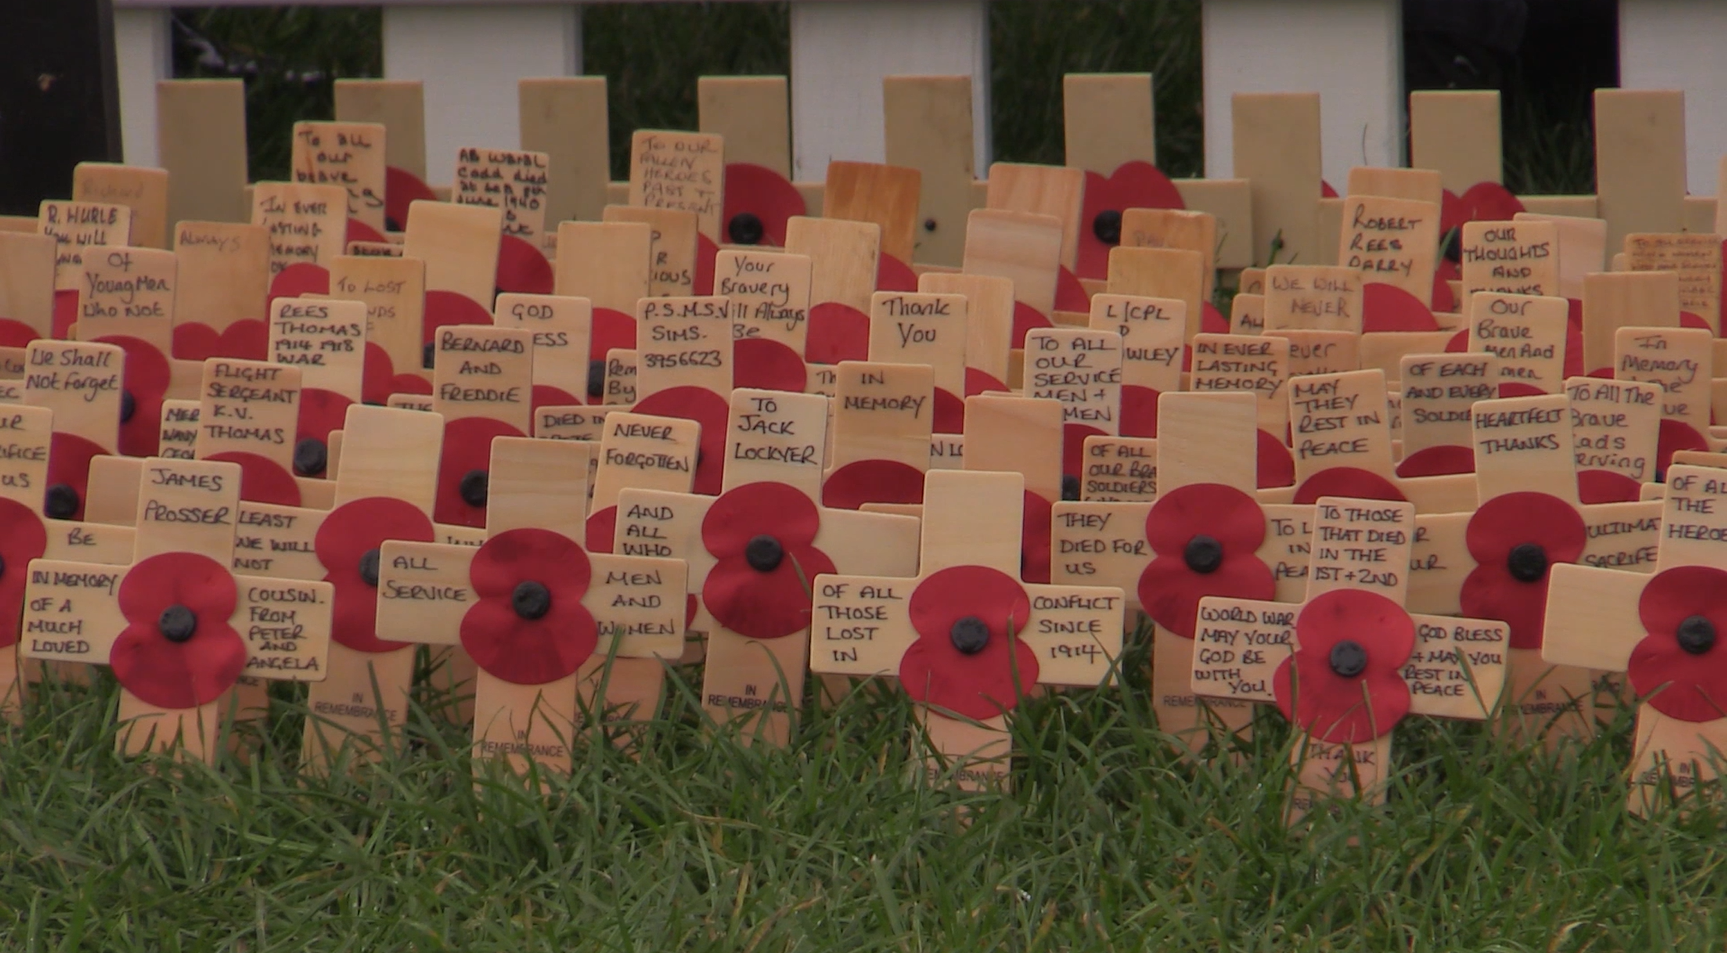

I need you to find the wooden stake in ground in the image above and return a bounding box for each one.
[1190,494,1507,817]
[1545,464,1727,814]
[376,436,686,774]
[615,387,921,744]
[810,468,1125,788]
[20,456,333,762]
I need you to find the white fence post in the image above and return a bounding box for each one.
[381,3,581,185]
[114,5,172,167]
[1618,0,1727,196]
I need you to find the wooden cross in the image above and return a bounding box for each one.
[1395,351,1497,478]
[961,392,1064,584]
[1545,464,1727,814]
[268,295,370,481]
[23,339,122,523]
[0,231,56,348]
[1622,232,1723,336]
[822,160,920,276]
[1580,271,1679,378]
[429,324,532,528]
[1613,326,1714,476]
[1021,326,1122,490]
[375,435,686,773]
[699,77,811,255]
[1088,291,1184,440]
[71,163,169,250]
[19,456,333,762]
[628,294,732,495]
[493,291,593,419]
[453,145,554,293]
[821,360,934,511]
[716,248,812,393]
[402,199,503,343]
[1189,494,1508,817]
[292,121,389,241]
[172,221,272,362]
[251,182,347,299]
[1463,292,1569,399]
[881,74,980,268]
[1231,92,1323,268]
[1189,331,1292,489]
[961,208,1065,382]
[613,386,920,744]
[517,76,609,227]
[332,78,430,230]
[786,215,880,370]
[553,220,650,404]
[810,468,1125,788]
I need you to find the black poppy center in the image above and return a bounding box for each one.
[1506,542,1548,583]
[44,484,80,520]
[588,358,606,399]
[1677,615,1717,656]
[1329,639,1368,678]
[293,437,328,477]
[745,534,783,572]
[1092,209,1123,246]
[512,580,552,621]
[1061,474,1080,502]
[158,604,197,643]
[459,469,489,507]
[950,615,990,655]
[728,212,765,245]
[120,390,137,424]
[1184,534,1224,574]
[359,548,381,587]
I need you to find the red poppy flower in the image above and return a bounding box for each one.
[110,552,247,709]
[1577,469,1642,504]
[0,498,48,649]
[174,320,270,362]
[806,302,871,364]
[423,291,493,342]
[0,319,39,348]
[1258,429,1296,489]
[585,505,618,554]
[268,263,329,304]
[1273,588,1415,743]
[460,527,598,685]
[1022,491,1053,585]
[1657,419,1709,479]
[733,338,806,393]
[1627,566,1727,722]
[899,565,1038,720]
[1395,445,1475,478]
[1201,301,1230,334]
[384,166,438,232]
[1439,182,1525,238]
[587,309,638,406]
[1460,491,1587,650]
[53,290,77,338]
[1120,385,1160,438]
[700,481,835,639]
[1011,302,1055,349]
[361,342,431,406]
[1362,283,1440,332]
[496,234,554,296]
[435,416,526,527]
[1056,267,1091,314]
[315,496,435,653]
[1075,162,1184,280]
[821,460,924,510]
[1679,311,1711,331]
[634,385,728,496]
[295,387,351,478]
[531,384,583,416]
[932,388,966,435]
[1293,467,1407,505]
[966,367,1011,398]
[204,451,300,506]
[1063,424,1106,482]
[877,254,918,292]
[96,335,170,458]
[1136,483,1275,638]
[722,163,806,249]
[45,432,106,522]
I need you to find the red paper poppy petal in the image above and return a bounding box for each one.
[1463,491,1587,565]
[460,586,597,685]
[314,497,437,581]
[347,218,387,246]
[821,459,925,510]
[496,234,555,296]
[733,338,807,393]
[908,566,1032,645]
[1656,419,1709,477]
[470,528,590,600]
[384,166,438,231]
[362,342,399,405]
[1577,469,1642,504]
[1063,424,1106,480]
[1257,429,1297,489]
[932,387,966,435]
[118,553,238,625]
[1678,311,1710,331]
[172,322,222,361]
[1143,483,1267,555]
[1459,564,1550,650]
[1292,467,1407,506]
[1497,382,1545,398]
[269,263,330,301]
[898,635,1040,720]
[110,618,248,709]
[1395,444,1475,478]
[1444,329,1468,353]
[1637,567,1727,647]
[46,432,108,522]
[0,319,36,348]
[592,308,638,358]
[328,576,412,654]
[723,163,805,248]
[703,543,835,640]
[805,303,871,365]
[424,290,493,341]
[1055,267,1091,314]
[1022,491,1053,584]
[1362,282,1440,332]
[585,505,618,554]
[0,499,48,648]
[531,384,582,413]
[204,451,301,506]
[98,334,171,457]
[1201,302,1229,334]
[633,385,728,496]
[1629,631,1727,723]
[297,388,353,444]
[1120,385,1160,438]
[701,481,822,556]
[1011,302,1054,349]
[435,416,526,527]
[1460,181,1524,222]
[1297,589,1417,664]
[876,254,918,292]
[216,319,270,360]
[1276,654,1411,743]
[392,373,431,396]
[964,367,1011,397]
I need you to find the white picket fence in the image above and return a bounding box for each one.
[112,0,1727,194]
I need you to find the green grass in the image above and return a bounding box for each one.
[5,630,1726,950]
